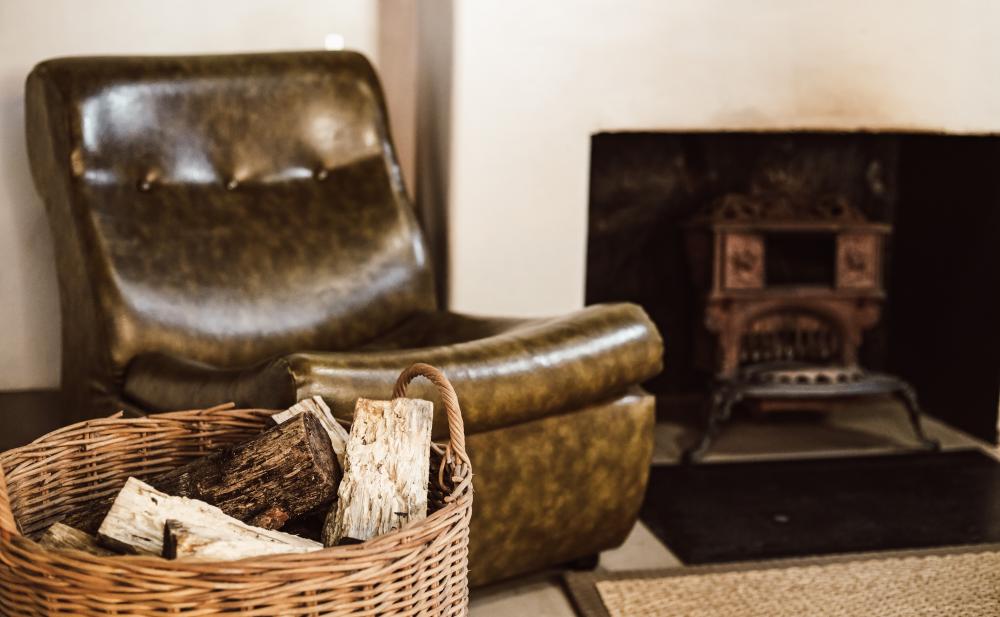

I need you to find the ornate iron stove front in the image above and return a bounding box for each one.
[683,174,939,462]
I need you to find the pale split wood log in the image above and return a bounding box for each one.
[163,519,323,560]
[37,522,115,556]
[322,397,433,546]
[97,477,322,557]
[71,411,339,533]
[271,395,349,470]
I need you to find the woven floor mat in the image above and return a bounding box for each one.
[564,545,1000,617]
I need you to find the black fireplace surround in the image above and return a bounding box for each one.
[586,131,1000,442]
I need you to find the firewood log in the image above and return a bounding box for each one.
[163,519,323,560]
[97,478,321,557]
[322,397,433,546]
[37,522,115,556]
[271,395,349,470]
[150,411,339,528]
[71,411,339,533]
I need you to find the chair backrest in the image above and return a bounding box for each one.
[26,52,436,413]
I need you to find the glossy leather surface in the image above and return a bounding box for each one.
[26,52,664,586]
[125,303,663,436]
[26,52,434,418]
[466,389,655,586]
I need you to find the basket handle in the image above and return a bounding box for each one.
[0,463,18,540]
[393,363,471,473]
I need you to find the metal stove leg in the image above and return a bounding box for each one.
[894,380,940,451]
[683,385,741,464]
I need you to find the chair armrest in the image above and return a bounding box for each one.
[286,303,663,435]
[124,353,296,413]
[125,303,663,436]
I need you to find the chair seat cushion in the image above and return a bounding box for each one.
[287,303,663,434]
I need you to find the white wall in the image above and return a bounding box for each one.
[433,0,1000,318]
[0,0,377,390]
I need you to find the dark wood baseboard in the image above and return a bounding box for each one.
[0,390,64,450]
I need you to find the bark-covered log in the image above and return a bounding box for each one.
[70,411,339,533]
[37,522,115,556]
[271,396,349,470]
[97,478,321,557]
[163,519,323,560]
[322,397,433,546]
[150,410,339,529]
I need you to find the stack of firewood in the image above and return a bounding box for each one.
[37,396,434,560]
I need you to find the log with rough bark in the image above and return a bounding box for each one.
[37,522,115,556]
[271,395,349,470]
[322,397,433,546]
[71,411,339,533]
[97,477,322,557]
[152,410,339,529]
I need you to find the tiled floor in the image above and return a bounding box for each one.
[469,400,997,616]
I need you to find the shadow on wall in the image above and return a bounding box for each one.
[414,0,453,308]
[0,87,62,389]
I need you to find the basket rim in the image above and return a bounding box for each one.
[0,404,473,570]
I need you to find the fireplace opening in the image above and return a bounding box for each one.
[586,131,1000,444]
[763,232,836,287]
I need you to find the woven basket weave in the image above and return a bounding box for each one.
[0,363,472,616]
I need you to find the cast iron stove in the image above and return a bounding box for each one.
[683,174,939,462]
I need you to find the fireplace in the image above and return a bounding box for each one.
[685,179,889,377]
[586,132,1000,445]
[680,171,939,460]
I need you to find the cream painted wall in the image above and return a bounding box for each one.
[0,0,377,389]
[435,0,1000,318]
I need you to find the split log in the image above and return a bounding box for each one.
[97,477,321,557]
[71,411,339,533]
[163,519,323,560]
[322,397,433,546]
[271,395,349,470]
[151,410,338,529]
[37,522,115,556]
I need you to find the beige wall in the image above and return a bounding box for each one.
[0,0,377,390]
[425,0,1000,319]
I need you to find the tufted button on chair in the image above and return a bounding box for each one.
[25,51,663,586]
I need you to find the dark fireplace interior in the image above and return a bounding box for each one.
[763,232,836,286]
[586,132,1000,443]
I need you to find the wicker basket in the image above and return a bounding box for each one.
[0,363,473,616]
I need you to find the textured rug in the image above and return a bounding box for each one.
[641,449,1000,564]
[564,545,1000,617]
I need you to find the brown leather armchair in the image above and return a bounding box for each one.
[25,51,663,586]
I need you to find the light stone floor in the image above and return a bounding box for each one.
[469,399,998,616]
